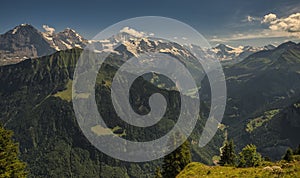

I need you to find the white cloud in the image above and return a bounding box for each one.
[262,12,300,36]
[120,27,145,38]
[247,16,255,22]
[245,15,261,22]
[210,29,296,42]
[262,13,277,23]
[211,12,300,45]
[42,25,55,35]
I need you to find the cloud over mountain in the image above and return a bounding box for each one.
[262,12,300,37]
[120,27,145,38]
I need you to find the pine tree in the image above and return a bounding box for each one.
[0,124,27,177]
[218,139,236,166]
[154,167,162,178]
[294,144,300,155]
[162,133,191,178]
[283,148,293,162]
[238,144,262,168]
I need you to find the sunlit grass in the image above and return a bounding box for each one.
[53,80,72,102]
[177,157,300,178]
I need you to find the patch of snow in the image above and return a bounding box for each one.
[12,27,19,34]
[228,46,244,55]
[42,25,55,35]
[102,48,120,54]
[41,32,60,50]
[98,39,110,43]
[123,41,139,56]
[211,48,220,53]
[159,47,181,56]
[61,40,72,49]
[53,44,61,51]
[42,34,53,41]
[66,39,73,44]
[141,38,152,46]
[74,32,83,41]
[74,44,82,48]
[92,46,120,55]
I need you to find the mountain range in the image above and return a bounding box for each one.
[0,24,299,177]
[0,26,225,177]
[0,24,276,65]
[207,43,276,61]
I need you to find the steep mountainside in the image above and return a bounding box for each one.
[244,100,300,159]
[223,41,300,159]
[0,24,55,65]
[0,24,87,65]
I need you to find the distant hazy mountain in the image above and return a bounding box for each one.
[206,43,276,61]
[0,24,87,65]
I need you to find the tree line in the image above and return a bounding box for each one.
[156,135,300,178]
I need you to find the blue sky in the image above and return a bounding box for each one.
[1,0,300,47]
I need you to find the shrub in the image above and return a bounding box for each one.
[237,144,262,168]
[283,148,294,162]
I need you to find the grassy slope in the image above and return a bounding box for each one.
[177,156,300,178]
[53,79,72,102]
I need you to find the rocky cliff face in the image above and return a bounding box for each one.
[0,24,55,65]
[0,24,87,66]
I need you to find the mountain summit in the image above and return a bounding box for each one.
[0,24,55,65]
[207,43,276,61]
[42,26,87,51]
[0,24,87,65]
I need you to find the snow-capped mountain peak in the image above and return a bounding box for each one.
[207,43,277,61]
[0,24,88,65]
[0,24,279,66]
[41,25,87,51]
[88,27,156,56]
[10,24,35,35]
